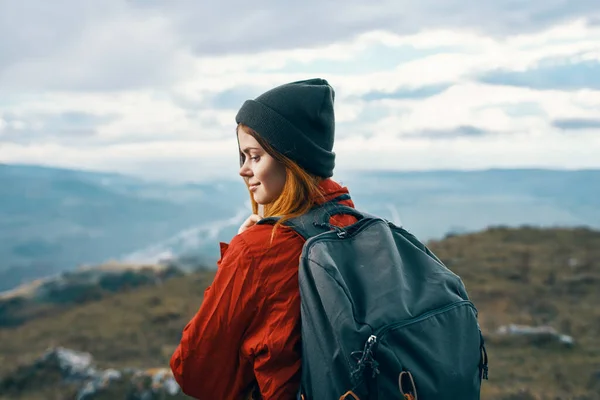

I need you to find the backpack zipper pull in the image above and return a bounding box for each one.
[350,335,380,381]
[366,334,377,350]
[313,222,348,238]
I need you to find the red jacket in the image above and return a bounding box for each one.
[170,179,356,400]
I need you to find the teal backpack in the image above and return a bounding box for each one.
[257,195,488,399]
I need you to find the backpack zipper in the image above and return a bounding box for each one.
[349,300,476,382]
[374,300,476,340]
[369,300,489,381]
[304,217,381,248]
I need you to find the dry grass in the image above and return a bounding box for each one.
[428,226,600,399]
[1,226,599,399]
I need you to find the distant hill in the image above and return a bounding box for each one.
[0,226,599,399]
[341,168,599,238]
[1,163,599,292]
[0,261,193,329]
[0,164,248,291]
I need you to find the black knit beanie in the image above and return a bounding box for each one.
[235,78,336,178]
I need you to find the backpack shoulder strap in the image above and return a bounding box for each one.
[256,194,380,240]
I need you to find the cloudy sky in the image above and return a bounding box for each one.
[1,0,599,182]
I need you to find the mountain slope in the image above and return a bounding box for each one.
[0,226,599,399]
[0,164,248,291]
[341,168,600,240]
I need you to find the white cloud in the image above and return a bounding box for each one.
[0,3,193,91]
[334,131,599,172]
[1,7,599,181]
[0,139,241,182]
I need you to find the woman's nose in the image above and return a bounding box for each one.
[239,162,252,177]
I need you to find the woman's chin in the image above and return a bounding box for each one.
[252,192,275,206]
[252,192,266,205]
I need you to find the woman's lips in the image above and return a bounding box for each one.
[249,183,259,192]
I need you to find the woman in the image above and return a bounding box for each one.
[170,78,358,399]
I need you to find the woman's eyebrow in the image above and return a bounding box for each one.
[241,147,260,153]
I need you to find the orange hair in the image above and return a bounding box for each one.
[238,124,326,242]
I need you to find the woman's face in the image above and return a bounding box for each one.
[237,127,287,205]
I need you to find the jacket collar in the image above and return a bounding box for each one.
[315,178,354,207]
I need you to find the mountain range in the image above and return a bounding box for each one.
[1,163,598,292]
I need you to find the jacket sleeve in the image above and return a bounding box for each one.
[170,236,262,400]
[245,231,303,399]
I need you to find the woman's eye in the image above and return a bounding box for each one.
[250,156,260,161]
